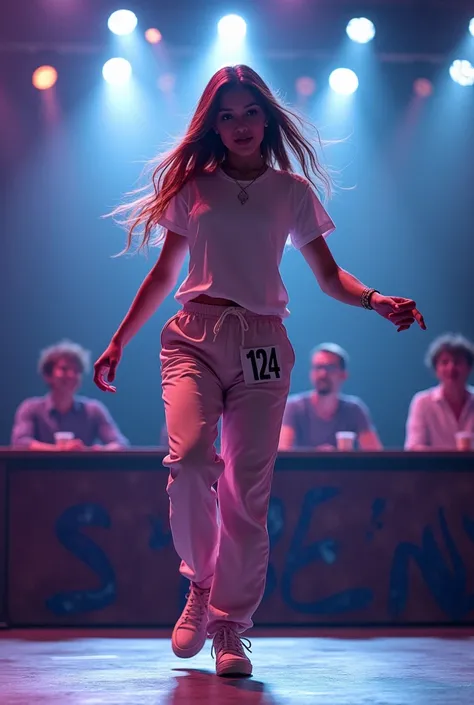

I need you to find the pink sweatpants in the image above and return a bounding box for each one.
[160,302,295,635]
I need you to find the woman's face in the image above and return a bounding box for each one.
[214,87,266,158]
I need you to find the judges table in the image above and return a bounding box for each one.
[0,448,473,629]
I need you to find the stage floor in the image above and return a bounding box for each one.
[1,629,473,704]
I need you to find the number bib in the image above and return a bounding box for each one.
[240,346,282,385]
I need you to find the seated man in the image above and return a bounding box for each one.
[11,340,128,450]
[405,333,474,450]
[279,342,382,451]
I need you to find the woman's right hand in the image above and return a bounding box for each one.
[93,339,123,393]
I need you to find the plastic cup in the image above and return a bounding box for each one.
[455,431,473,451]
[336,431,356,451]
[54,431,74,449]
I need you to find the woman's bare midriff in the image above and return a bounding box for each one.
[191,294,240,307]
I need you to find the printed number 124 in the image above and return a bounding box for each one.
[246,347,281,382]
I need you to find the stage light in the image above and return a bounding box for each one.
[413,78,433,98]
[329,68,359,95]
[102,58,132,86]
[469,18,474,37]
[145,28,162,44]
[217,15,247,45]
[346,18,375,44]
[107,9,138,36]
[32,65,58,90]
[449,59,474,86]
[296,76,316,97]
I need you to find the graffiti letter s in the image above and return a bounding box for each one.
[46,503,116,616]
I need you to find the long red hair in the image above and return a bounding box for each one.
[112,65,331,251]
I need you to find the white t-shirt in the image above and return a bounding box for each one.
[158,166,335,318]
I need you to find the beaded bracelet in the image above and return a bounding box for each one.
[361,287,379,310]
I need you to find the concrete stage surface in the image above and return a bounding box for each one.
[1,628,473,704]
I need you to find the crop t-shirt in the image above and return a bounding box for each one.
[158,166,335,318]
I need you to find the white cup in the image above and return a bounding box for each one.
[455,431,473,451]
[54,431,75,449]
[336,431,356,451]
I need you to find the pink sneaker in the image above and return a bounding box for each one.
[211,625,253,677]
[171,584,210,658]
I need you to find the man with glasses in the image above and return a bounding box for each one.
[279,343,382,451]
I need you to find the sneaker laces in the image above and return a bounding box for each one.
[180,586,210,627]
[211,626,252,659]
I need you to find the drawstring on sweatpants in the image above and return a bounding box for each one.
[213,307,249,346]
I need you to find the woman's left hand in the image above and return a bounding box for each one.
[370,293,426,332]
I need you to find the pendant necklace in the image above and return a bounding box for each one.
[228,165,267,205]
